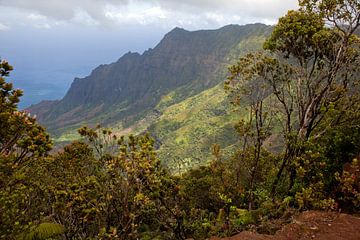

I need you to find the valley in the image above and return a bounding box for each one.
[28,23,272,170]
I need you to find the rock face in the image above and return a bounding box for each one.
[28,24,272,134]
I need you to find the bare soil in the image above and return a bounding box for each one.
[211,211,360,240]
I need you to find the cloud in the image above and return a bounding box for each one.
[105,5,168,25]
[0,0,128,21]
[0,22,9,31]
[155,0,297,16]
[0,0,299,29]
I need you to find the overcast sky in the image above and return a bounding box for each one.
[0,0,298,29]
[0,0,299,108]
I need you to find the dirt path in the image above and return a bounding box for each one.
[211,211,360,240]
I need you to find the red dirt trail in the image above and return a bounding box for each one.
[211,211,360,240]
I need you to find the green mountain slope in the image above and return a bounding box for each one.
[28,24,271,134]
[149,83,242,173]
[29,24,272,170]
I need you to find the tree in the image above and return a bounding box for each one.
[225,72,276,209]
[0,59,52,163]
[36,125,181,239]
[0,60,183,238]
[0,59,53,238]
[226,0,360,197]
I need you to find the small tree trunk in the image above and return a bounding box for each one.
[270,156,287,198]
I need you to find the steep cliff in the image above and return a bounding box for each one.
[28,24,272,135]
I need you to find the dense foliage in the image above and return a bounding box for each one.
[1,1,360,239]
[226,0,360,203]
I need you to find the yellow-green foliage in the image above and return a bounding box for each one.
[55,83,249,173]
[56,131,81,143]
[23,223,65,240]
[150,83,245,173]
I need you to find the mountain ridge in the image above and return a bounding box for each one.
[28,23,272,138]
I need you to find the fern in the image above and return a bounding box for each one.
[22,222,64,240]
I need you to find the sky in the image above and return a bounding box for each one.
[0,0,298,108]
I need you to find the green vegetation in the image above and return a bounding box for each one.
[1,1,360,239]
[52,29,271,168]
[226,0,360,199]
[30,23,272,138]
[150,83,241,173]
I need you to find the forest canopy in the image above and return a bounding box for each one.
[1,0,360,239]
